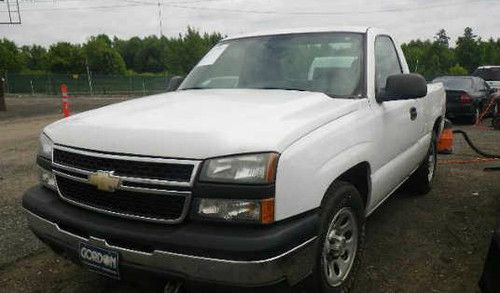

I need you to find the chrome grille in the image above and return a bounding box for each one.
[51,146,200,224]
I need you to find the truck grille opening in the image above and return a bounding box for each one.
[56,176,187,221]
[53,149,193,182]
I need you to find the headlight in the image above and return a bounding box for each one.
[38,133,53,159]
[37,133,56,190]
[199,153,279,184]
[196,198,274,224]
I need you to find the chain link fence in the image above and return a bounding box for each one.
[4,73,171,96]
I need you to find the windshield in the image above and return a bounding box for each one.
[433,77,473,90]
[179,33,365,97]
[472,68,500,81]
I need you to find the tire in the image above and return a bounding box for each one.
[311,181,365,293]
[407,132,437,194]
[469,107,480,125]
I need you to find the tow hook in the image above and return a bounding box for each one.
[164,280,183,293]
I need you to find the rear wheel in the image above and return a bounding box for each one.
[407,132,437,194]
[312,181,365,293]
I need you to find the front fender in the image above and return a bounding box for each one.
[274,106,375,221]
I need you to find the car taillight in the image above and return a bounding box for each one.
[460,94,472,104]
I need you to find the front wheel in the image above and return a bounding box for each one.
[311,181,365,293]
[470,106,481,125]
[407,132,437,194]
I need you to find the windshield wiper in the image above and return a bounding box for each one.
[255,87,308,92]
[325,93,364,99]
[178,87,208,90]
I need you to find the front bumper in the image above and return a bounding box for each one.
[23,186,317,287]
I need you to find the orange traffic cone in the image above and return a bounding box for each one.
[437,119,453,154]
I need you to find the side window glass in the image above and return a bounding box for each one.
[375,36,402,92]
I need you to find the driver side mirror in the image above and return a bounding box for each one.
[167,76,184,92]
[377,73,428,103]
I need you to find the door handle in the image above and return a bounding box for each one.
[410,107,417,120]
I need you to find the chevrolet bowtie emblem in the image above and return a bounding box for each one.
[88,171,121,192]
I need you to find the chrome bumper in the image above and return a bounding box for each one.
[25,209,316,287]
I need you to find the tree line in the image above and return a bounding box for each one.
[402,27,500,79]
[1,27,499,79]
[0,27,223,76]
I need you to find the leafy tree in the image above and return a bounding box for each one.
[455,27,481,72]
[46,42,85,73]
[20,45,48,72]
[132,36,164,73]
[84,35,126,74]
[114,36,143,72]
[479,38,500,66]
[0,38,25,74]
[448,64,468,75]
[435,29,451,47]
[164,27,223,75]
[402,29,456,79]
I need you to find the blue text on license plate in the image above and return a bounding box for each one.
[79,242,120,279]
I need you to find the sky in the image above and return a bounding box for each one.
[0,0,500,47]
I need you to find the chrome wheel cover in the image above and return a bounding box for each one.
[322,207,358,287]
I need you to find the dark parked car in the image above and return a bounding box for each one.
[472,66,500,90]
[432,76,496,124]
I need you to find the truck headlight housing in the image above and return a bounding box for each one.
[38,133,53,160]
[199,153,279,184]
[37,133,56,190]
[195,198,274,224]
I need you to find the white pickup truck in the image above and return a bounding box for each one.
[23,26,445,292]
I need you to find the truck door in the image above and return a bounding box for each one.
[369,35,425,205]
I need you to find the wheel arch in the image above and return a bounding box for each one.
[433,116,444,137]
[322,162,371,209]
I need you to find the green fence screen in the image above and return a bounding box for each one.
[4,73,171,96]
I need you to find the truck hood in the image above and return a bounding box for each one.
[45,89,363,159]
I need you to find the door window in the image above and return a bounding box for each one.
[375,36,402,93]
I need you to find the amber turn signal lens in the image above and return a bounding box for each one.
[260,198,275,224]
[265,153,279,183]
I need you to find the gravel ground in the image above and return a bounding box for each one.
[0,96,499,293]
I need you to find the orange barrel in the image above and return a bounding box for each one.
[437,119,453,154]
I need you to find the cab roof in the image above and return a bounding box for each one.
[224,26,371,41]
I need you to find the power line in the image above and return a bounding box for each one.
[160,0,497,16]
[114,0,500,16]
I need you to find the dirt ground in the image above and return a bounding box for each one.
[0,96,499,293]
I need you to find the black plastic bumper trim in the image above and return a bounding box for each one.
[23,185,318,261]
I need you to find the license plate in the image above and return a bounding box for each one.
[79,242,120,279]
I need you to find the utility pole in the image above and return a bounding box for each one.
[0,77,6,112]
[158,0,163,37]
[85,58,94,96]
